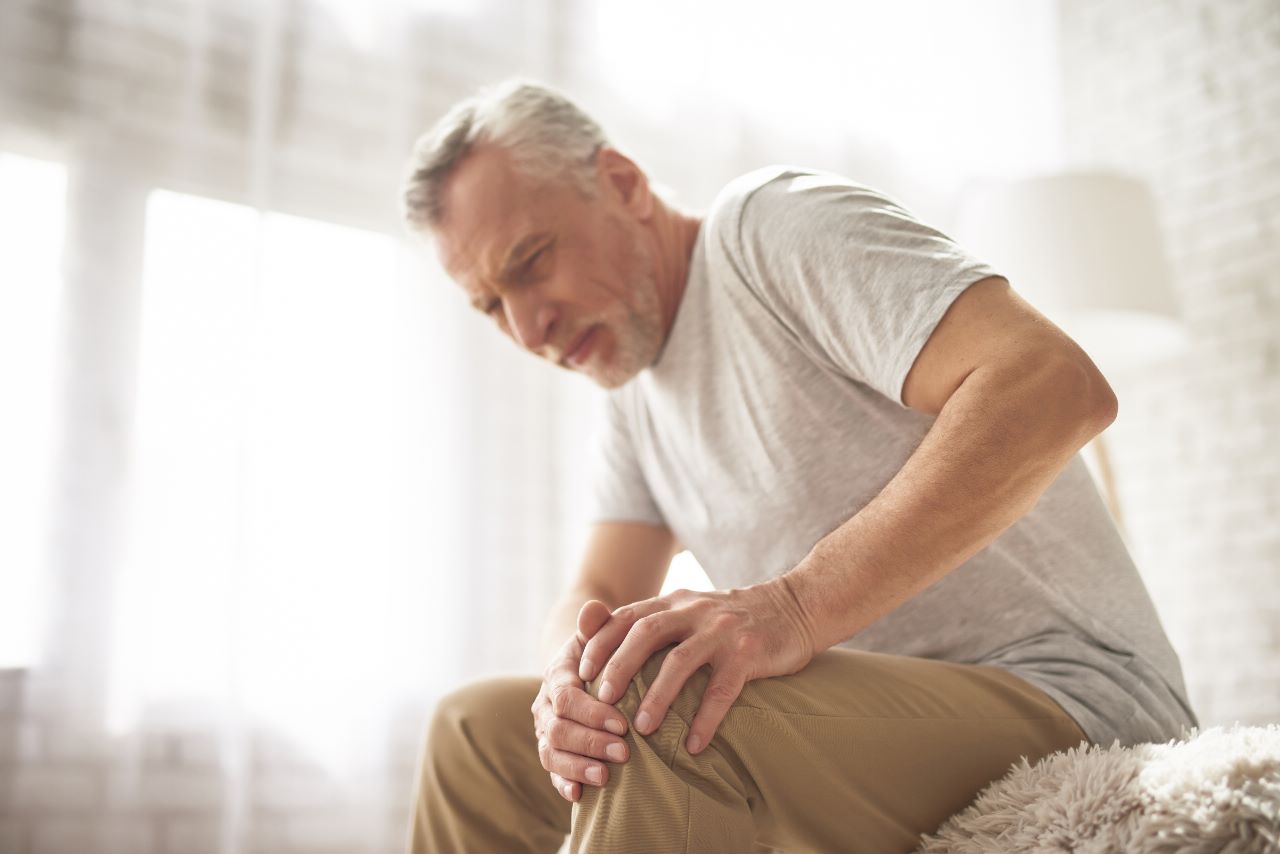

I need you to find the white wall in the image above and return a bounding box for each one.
[1057,0,1280,728]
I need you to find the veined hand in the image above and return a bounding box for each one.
[531,600,631,802]
[577,579,816,756]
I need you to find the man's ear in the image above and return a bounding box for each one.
[596,146,653,220]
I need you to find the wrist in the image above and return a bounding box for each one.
[754,574,821,661]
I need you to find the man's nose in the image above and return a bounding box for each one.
[505,293,558,354]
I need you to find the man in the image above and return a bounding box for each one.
[400,78,1198,853]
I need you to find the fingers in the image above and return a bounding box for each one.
[534,686,626,801]
[536,609,649,803]
[685,665,746,754]
[593,611,686,705]
[549,772,579,802]
[629,639,710,736]
[537,732,611,789]
[544,716,629,764]
[533,670,626,802]
[575,599,612,645]
[543,680,628,737]
[578,599,665,683]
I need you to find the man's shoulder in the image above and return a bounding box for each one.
[706,164,887,250]
[701,165,804,263]
[708,163,806,220]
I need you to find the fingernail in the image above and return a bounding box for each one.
[635,710,652,733]
[586,765,604,784]
[562,783,573,799]
[606,742,627,762]
[686,734,702,754]
[604,718,626,736]
[579,658,594,680]
[598,681,616,704]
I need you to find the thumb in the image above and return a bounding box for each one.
[576,599,612,643]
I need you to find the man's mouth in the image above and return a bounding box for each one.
[562,326,599,367]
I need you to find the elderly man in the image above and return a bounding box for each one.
[401,79,1197,853]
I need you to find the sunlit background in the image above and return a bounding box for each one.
[1,0,1276,851]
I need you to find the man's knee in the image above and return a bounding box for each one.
[590,645,716,727]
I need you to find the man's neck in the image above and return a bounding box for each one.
[648,204,704,341]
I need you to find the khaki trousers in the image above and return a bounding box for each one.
[409,645,1089,853]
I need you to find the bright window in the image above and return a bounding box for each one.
[0,153,67,669]
[110,189,452,771]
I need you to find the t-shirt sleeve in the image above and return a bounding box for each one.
[730,168,1004,406]
[587,390,665,526]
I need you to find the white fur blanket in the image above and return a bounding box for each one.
[915,724,1280,853]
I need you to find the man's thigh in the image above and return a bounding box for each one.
[593,645,1087,853]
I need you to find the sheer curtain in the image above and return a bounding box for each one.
[1,0,597,850]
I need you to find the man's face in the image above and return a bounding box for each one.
[430,145,666,390]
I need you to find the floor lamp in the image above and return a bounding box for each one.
[954,172,1188,540]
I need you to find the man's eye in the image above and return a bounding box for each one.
[519,245,550,277]
[485,300,502,317]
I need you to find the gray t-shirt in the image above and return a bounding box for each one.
[589,164,1198,749]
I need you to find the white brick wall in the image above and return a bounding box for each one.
[1058,0,1280,728]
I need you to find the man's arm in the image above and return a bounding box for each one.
[782,276,1119,651]
[578,275,1118,756]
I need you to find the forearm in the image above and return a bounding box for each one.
[777,358,1117,654]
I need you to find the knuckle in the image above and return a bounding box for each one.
[550,686,574,716]
[665,644,692,668]
[546,718,570,745]
[641,684,667,708]
[556,753,579,779]
[705,680,740,705]
[689,594,716,614]
[710,611,740,632]
[632,615,659,637]
[734,631,763,657]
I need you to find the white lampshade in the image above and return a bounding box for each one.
[954,172,1188,374]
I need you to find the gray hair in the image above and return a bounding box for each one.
[401,78,609,232]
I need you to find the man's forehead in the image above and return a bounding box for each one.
[435,213,545,295]
[433,148,546,285]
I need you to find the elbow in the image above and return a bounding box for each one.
[1065,357,1118,437]
[1087,364,1119,429]
[1097,381,1119,429]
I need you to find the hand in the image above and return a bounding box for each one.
[531,600,632,803]
[578,579,816,756]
